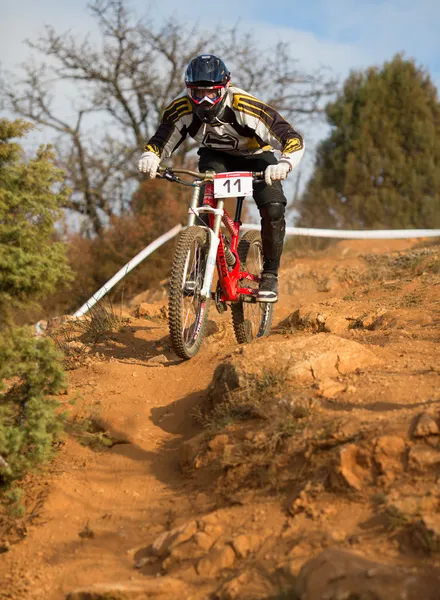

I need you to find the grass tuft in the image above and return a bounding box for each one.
[77,301,125,344]
[384,504,409,532]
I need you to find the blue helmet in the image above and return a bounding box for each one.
[185,55,231,123]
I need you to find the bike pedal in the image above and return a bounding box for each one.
[241,294,257,304]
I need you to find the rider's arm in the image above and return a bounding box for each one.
[144,95,193,160]
[232,92,305,169]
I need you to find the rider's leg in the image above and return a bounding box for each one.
[259,202,286,276]
[255,200,286,302]
[239,152,287,302]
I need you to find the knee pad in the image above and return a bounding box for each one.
[260,203,286,271]
[260,202,285,223]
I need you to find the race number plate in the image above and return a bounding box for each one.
[213,172,253,198]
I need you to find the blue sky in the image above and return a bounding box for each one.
[2,0,439,85]
[1,0,440,172]
[152,0,440,84]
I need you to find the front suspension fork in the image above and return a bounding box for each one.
[187,182,225,300]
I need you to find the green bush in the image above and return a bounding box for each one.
[0,328,66,487]
[0,119,72,505]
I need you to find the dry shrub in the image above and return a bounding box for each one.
[192,367,313,492]
[197,367,308,431]
[378,505,440,555]
[41,178,188,318]
[76,301,125,344]
[65,414,115,450]
[48,301,126,370]
[48,320,89,370]
[58,213,177,315]
[384,504,409,532]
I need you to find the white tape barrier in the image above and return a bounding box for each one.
[72,223,183,318]
[70,223,439,318]
[242,224,440,239]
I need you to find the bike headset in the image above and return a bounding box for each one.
[185,54,231,124]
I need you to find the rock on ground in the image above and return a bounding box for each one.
[196,544,236,577]
[294,547,440,600]
[66,576,192,599]
[210,333,381,402]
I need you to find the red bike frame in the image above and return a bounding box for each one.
[202,181,260,303]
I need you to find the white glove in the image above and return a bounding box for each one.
[264,162,291,186]
[138,151,160,179]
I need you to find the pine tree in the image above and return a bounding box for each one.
[0,119,72,325]
[0,120,71,496]
[297,55,440,229]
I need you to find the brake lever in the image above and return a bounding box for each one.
[159,169,197,188]
[157,168,176,182]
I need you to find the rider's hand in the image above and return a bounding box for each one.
[138,151,160,179]
[264,162,291,186]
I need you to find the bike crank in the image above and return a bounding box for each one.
[213,282,228,314]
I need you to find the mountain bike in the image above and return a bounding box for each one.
[157,167,274,360]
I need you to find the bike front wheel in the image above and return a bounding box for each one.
[168,226,211,359]
[231,230,274,344]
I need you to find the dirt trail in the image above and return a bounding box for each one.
[1,238,440,600]
[2,326,224,598]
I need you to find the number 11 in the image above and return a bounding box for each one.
[223,178,241,193]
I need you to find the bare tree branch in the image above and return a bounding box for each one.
[2,0,338,235]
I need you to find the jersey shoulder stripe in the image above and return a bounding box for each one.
[232,94,282,143]
[162,97,192,123]
[232,94,274,124]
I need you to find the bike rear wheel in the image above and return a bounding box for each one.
[231,230,274,344]
[168,226,211,359]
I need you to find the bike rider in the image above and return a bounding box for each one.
[138,54,305,303]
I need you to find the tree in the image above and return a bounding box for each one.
[296,54,440,229]
[0,119,72,326]
[0,119,71,499]
[2,0,337,236]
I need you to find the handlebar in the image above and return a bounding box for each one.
[158,167,210,179]
[157,166,264,185]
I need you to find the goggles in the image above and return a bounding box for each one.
[186,85,226,106]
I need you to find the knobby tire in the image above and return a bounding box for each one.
[231,230,274,344]
[168,226,211,359]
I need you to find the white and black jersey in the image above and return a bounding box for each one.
[144,86,304,162]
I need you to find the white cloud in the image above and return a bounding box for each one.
[150,0,440,88]
[2,0,438,179]
[3,0,438,92]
